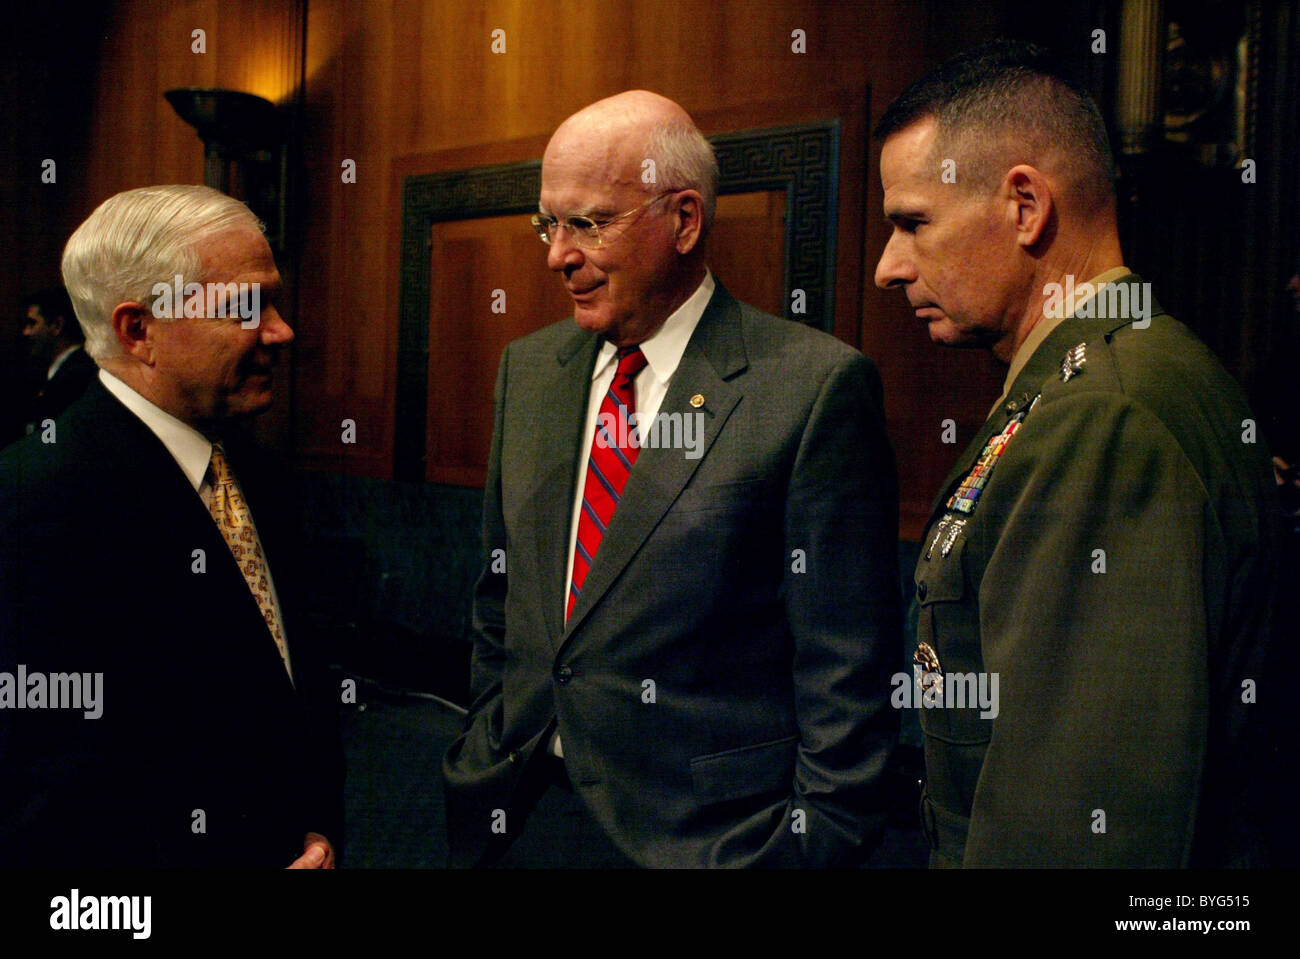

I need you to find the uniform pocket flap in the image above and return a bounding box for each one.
[690,734,798,806]
[915,534,966,604]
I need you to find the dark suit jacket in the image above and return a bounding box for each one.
[442,283,901,867]
[29,346,97,428]
[914,275,1275,866]
[0,378,342,868]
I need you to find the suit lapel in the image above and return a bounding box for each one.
[82,380,296,692]
[560,286,746,642]
[535,331,602,649]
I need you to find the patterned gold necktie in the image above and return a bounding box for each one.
[207,443,291,678]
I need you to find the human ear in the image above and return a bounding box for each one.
[672,190,705,255]
[111,303,156,362]
[1004,165,1053,248]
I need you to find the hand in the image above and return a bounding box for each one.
[1274,457,1300,518]
[286,833,335,869]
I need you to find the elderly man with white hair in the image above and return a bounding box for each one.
[0,184,341,868]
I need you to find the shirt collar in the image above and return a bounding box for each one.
[1000,266,1132,399]
[98,369,213,493]
[46,344,82,380]
[591,270,715,387]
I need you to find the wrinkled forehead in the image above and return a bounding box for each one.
[196,227,281,285]
[880,120,942,191]
[540,120,646,212]
[880,120,973,220]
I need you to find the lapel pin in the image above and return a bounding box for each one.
[689,394,705,408]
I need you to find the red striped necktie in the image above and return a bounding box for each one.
[568,345,648,620]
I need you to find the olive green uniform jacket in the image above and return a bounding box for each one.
[914,275,1275,867]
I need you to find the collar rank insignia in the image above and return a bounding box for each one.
[945,395,1040,516]
[1060,342,1087,382]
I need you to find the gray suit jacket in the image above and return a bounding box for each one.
[442,283,900,867]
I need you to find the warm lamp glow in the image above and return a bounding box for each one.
[242,62,296,106]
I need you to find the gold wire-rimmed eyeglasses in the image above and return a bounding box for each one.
[531,190,678,249]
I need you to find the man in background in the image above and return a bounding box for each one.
[874,40,1276,866]
[443,90,900,867]
[21,286,97,431]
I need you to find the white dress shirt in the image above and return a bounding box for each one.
[552,270,714,758]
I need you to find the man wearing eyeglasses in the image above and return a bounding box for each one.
[442,90,901,868]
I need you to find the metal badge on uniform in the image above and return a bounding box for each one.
[1060,342,1087,382]
[914,642,941,674]
[914,642,943,698]
[924,512,968,560]
[938,517,966,555]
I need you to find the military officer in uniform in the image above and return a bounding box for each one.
[874,40,1277,866]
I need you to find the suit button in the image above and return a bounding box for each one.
[555,664,573,684]
[916,581,928,601]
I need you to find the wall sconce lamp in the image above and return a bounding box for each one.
[165,87,288,252]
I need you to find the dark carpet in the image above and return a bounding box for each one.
[338,682,927,869]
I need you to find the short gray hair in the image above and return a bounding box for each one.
[874,40,1115,211]
[642,121,720,230]
[61,185,263,360]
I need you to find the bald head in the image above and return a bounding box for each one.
[553,90,694,151]
[538,90,717,346]
[545,90,719,229]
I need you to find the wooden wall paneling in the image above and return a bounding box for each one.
[690,93,867,346]
[391,147,548,481]
[291,0,999,542]
[294,1,931,477]
[425,212,573,485]
[710,119,844,334]
[78,0,306,212]
[6,0,1031,539]
[707,191,789,319]
[296,1,406,475]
